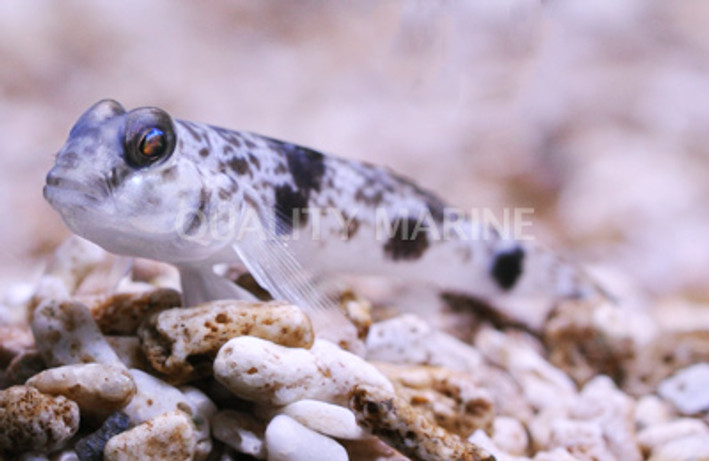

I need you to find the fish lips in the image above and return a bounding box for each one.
[44,168,109,211]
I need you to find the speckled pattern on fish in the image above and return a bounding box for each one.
[44,100,605,337]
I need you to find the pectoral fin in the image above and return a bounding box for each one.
[231,204,358,347]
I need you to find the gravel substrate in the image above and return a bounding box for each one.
[0,236,707,460]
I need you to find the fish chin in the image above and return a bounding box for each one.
[50,196,223,263]
[45,192,114,241]
[44,182,139,252]
[53,208,174,260]
[46,179,222,263]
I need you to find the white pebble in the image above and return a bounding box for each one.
[492,416,529,456]
[51,450,79,461]
[467,429,528,461]
[647,434,709,461]
[265,414,348,461]
[638,418,709,455]
[533,448,580,461]
[26,363,135,418]
[30,299,123,368]
[634,395,675,430]
[214,337,392,406]
[211,410,266,459]
[281,399,366,440]
[476,328,577,410]
[548,419,616,461]
[179,386,217,461]
[571,376,641,461]
[103,410,196,461]
[658,363,709,415]
[121,369,191,424]
[365,314,484,372]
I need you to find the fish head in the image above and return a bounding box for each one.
[44,99,230,262]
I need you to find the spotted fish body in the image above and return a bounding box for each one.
[44,100,601,335]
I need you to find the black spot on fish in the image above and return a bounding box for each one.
[341,213,360,239]
[160,166,178,181]
[213,126,243,148]
[491,246,525,290]
[183,187,210,236]
[227,156,251,176]
[383,217,428,261]
[199,148,209,157]
[107,167,130,193]
[354,188,384,206]
[146,195,162,207]
[217,188,230,200]
[198,187,210,213]
[274,184,309,233]
[274,162,288,174]
[243,193,260,212]
[248,152,261,170]
[281,143,326,195]
[351,164,394,206]
[424,194,446,223]
[226,176,239,194]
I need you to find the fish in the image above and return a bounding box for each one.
[44,99,604,341]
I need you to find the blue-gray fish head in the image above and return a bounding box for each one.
[44,99,225,262]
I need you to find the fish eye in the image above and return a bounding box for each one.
[124,108,176,168]
[139,128,166,158]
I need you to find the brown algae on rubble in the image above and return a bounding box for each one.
[91,288,182,336]
[374,362,495,437]
[349,384,495,461]
[139,300,314,383]
[0,385,80,454]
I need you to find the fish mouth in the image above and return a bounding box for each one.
[43,173,105,209]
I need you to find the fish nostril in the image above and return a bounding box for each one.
[46,172,62,187]
[56,151,79,168]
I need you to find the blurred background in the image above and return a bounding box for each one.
[1,0,708,305]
